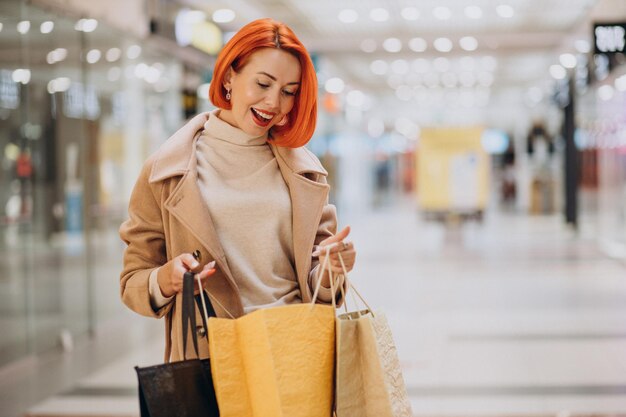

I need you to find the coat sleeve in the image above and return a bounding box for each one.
[307,174,348,306]
[119,158,173,319]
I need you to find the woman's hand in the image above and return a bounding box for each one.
[314,226,356,283]
[157,253,216,298]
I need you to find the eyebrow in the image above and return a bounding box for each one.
[257,71,300,85]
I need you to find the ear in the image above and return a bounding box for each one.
[223,66,234,91]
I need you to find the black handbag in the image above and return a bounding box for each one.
[135,272,219,417]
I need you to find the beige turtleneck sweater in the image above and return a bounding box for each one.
[149,110,334,313]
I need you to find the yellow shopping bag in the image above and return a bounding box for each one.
[208,290,336,417]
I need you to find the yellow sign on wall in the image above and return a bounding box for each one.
[417,127,489,211]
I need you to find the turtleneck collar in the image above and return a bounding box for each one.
[202,109,268,147]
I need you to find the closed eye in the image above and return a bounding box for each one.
[257,81,270,89]
[282,90,297,96]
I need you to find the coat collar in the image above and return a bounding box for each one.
[149,110,327,183]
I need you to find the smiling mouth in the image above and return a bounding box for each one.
[251,108,275,127]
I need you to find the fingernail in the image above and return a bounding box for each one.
[208,261,216,268]
[192,261,199,268]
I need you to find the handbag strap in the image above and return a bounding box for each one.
[181,272,219,359]
[181,271,199,360]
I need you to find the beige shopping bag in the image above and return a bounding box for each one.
[207,257,337,417]
[333,257,413,417]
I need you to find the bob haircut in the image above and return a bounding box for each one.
[209,18,317,148]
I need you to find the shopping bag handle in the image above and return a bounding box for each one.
[336,252,375,318]
[311,245,335,308]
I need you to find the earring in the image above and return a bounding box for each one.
[277,115,289,127]
[225,89,231,101]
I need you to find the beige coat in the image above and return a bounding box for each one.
[119,112,337,362]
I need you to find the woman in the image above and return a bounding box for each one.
[119,18,356,362]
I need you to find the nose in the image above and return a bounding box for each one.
[264,88,281,110]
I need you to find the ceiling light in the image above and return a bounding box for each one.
[135,63,149,79]
[549,64,566,80]
[108,67,121,82]
[395,86,413,101]
[17,21,30,34]
[391,59,409,75]
[145,66,161,84]
[86,49,101,64]
[412,58,430,73]
[464,6,483,19]
[106,48,122,62]
[460,56,475,70]
[481,56,498,71]
[360,39,376,53]
[559,53,577,69]
[424,73,439,88]
[408,37,427,52]
[46,48,68,64]
[383,38,402,53]
[325,77,345,94]
[459,72,476,87]
[370,8,390,22]
[338,9,358,23]
[477,72,494,87]
[387,75,403,89]
[406,73,422,85]
[347,90,365,107]
[47,77,71,94]
[433,6,452,20]
[401,7,420,21]
[212,9,235,23]
[442,72,458,88]
[597,85,614,101]
[433,57,450,72]
[460,36,478,51]
[496,5,515,18]
[127,45,142,59]
[433,37,453,52]
[75,18,98,32]
[395,117,418,137]
[12,69,31,84]
[55,48,68,61]
[368,119,385,137]
[527,87,543,104]
[370,60,388,75]
[575,39,591,54]
[40,21,54,34]
[616,75,626,92]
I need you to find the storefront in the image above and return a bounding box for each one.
[576,22,626,257]
[0,0,184,366]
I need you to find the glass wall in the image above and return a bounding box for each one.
[577,63,626,252]
[0,0,183,366]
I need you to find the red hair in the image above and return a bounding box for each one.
[209,18,317,148]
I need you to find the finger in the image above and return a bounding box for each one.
[179,253,201,272]
[329,249,355,262]
[319,226,351,247]
[197,263,217,280]
[313,241,354,257]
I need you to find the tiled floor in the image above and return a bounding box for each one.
[3,199,626,417]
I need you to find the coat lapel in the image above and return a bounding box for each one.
[271,144,329,295]
[149,112,236,290]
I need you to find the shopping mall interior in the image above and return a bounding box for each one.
[1,0,626,416]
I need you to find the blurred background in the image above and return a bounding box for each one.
[1,0,626,416]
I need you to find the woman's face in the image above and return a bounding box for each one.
[220,48,302,137]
